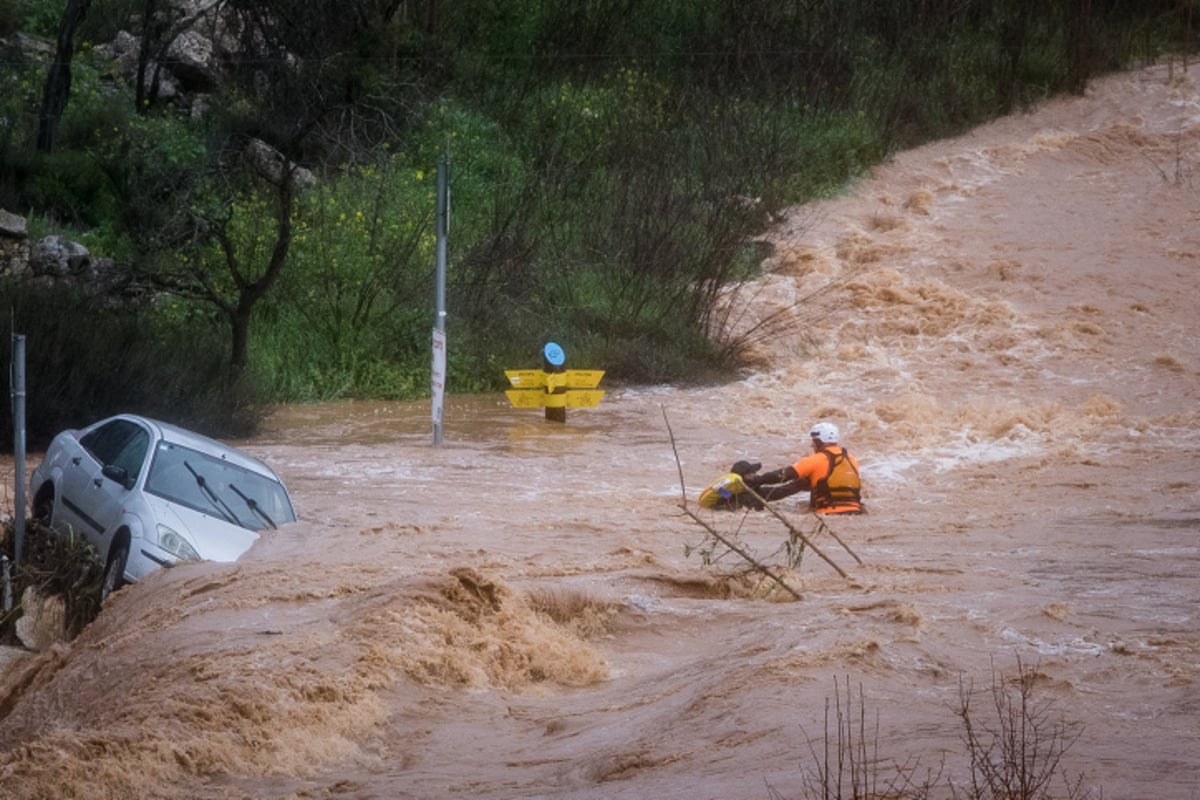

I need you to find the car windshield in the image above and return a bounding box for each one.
[144,441,296,532]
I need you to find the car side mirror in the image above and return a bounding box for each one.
[102,464,133,490]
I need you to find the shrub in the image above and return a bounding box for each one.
[781,676,941,799]
[772,662,1096,800]
[0,283,265,450]
[0,519,104,645]
[952,658,1092,800]
[7,0,59,38]
[21,151,118,228]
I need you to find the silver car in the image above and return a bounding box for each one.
[30,414,296,599]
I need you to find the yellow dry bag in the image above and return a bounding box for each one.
[699,472,746,509]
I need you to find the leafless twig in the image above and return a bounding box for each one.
[663,405,803,601]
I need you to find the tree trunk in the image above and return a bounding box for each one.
[36,0,93,154]
[225,169,296,374]
[135,0,159,113]
[230,301,253,373]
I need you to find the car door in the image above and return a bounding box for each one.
[58,419,151,557]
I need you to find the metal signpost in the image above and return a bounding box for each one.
[431,326,446,441]
[432,150,450,445]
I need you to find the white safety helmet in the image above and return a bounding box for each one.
[809,421,839,445]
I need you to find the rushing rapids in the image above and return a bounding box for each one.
[1,60,1198,799]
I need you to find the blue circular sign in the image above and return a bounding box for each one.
[543,341,565,367]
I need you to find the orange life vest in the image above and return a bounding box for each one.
[810,447,862,513]
[791,445,862,513]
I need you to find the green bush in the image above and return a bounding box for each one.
[0,283,265,450]
[21,151,118,228]
[6,0,59,38]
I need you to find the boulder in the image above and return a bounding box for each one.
[0,220,138,298]
[167,29,219,91]
[245,138,317,189]
[29,235,90,277]
[101,29,141,75]
[98,30,184,103]
[0,208,26,238]
[0,32,54,61]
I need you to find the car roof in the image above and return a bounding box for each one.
[112,414,281,480]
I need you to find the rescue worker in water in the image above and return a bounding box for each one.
[701,422,864,514]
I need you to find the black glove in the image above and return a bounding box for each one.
[752,467,788,486]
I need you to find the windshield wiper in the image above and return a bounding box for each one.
[184,461,241,526]
[229,483,278,530]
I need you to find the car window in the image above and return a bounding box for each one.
[144,441,296,531]
[109,428,150,483]
[80,419,145,467]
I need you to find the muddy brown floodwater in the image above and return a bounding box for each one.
[2,61,1199,800]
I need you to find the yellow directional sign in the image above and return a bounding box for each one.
[504,388,606,408]
[504,389,549,409]
[505,369,605,390]
[504,369,547,388]
[503,369,606,411]
[559,389,605,408]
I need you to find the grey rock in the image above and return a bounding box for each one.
[30,235,90,277]
[0,208,27,238]
[167,29,219,90]
[245,139,317,189]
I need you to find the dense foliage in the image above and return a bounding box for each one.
[0,0,1192,443]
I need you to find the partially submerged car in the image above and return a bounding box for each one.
[30,414,296,599]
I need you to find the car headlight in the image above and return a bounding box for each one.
[156,524,201,561]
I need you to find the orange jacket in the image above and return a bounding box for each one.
[791,445,863,514]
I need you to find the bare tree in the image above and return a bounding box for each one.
[952,658,1091,800]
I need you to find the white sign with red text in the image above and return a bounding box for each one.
[431,327,446,425]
